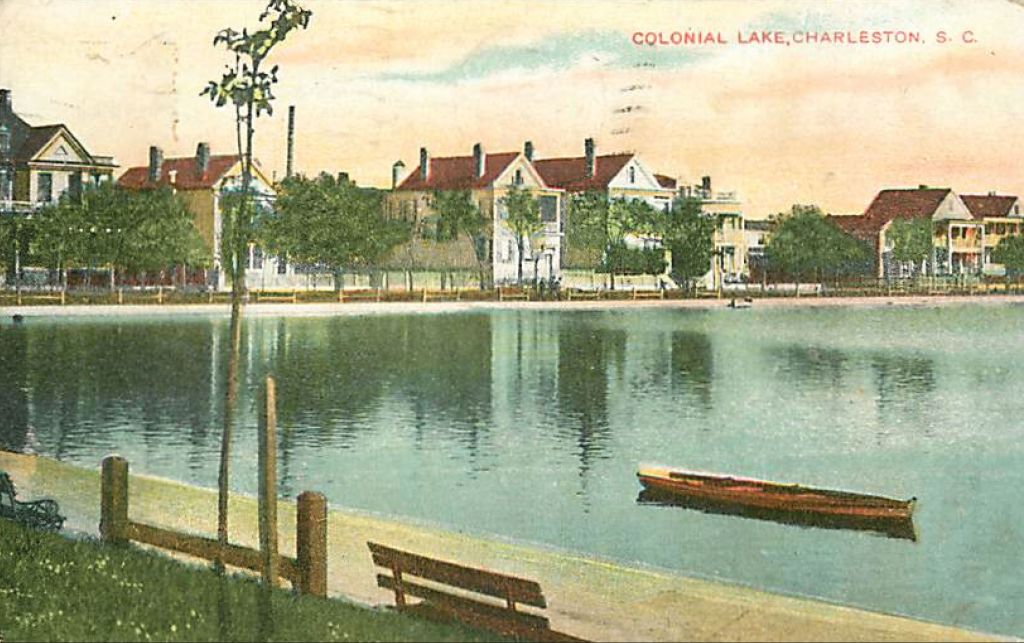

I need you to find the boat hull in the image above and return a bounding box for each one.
[637,467,915,522]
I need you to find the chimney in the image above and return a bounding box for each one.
[391,160,405,190]
[701,175,712,193]
[988,190,997,197]
[584,138,595,178]
[148,145,163,183]
[473,143,484,178]
[195,142,210,175]
[918,184,928,190]
[419,147,429,181]
[286,105,296,178]
[523,140,534,162]
[0,89,10,116]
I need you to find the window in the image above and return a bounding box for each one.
[514,169,523,186]
[68,172,82,203]
[277,255,288,274]
[248,244,264,270]
[628,166,636,184]
[507,240,515,262]
[539,195,558,223]
[37,173,53,203]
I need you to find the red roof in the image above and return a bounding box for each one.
[118,155,241,190]
[396,152,520,191]
[961,194,1017,219]
[533,154,633,191]
[863,188,950,222]
[826,188,954,241]
[654,173,677,190]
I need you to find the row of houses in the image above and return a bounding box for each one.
[0,87,749,291]
[5,86,1019,291]
[383,139,746,286]
[832,186,1023,279]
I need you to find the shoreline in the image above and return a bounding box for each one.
[3,293,1024,319]
[0,451,1006,642]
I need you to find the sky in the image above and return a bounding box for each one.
[2,0,1024,218]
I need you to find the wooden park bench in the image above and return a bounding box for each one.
[368,542,586,642]
[0,471,65,532]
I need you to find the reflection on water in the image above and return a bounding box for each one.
[1,306,1023,637]
[636,488,918,542]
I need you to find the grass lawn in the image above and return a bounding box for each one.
[0,518,502,642]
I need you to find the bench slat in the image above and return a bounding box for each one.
[377,573,551,632]
[368,542,546,608]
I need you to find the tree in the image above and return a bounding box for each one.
[431,189,490,288]
[888,217,934,277]
[565,190,608,269]
[263,173,409,290]
[502,186,543,285]
[201,0,312,566]
[32,184,207,288]
[993,234,1024,277]
[663,196,715,293]
[766,205,871,292]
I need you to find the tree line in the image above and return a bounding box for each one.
[6,181,1024,289]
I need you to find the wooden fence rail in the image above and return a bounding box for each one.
[99,454,327,596]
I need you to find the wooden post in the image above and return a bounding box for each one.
[100,456,129,544]
[296,491,328,597]
[118,288,123,305]
[422,288,428,303]
[338,289,344,303]
[60,290,66,306]
[258,376,279,587]
[157,287,163,305]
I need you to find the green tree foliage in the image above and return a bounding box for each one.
[262,173,409,290]
[766,205,872,287]
[32,184,207,288]
[888,217,934,275]
[602,243,666,276]
[662,196,715,292]
[430,190,490,288]
[565,191,608,268]
[502,186,543,284]
[992,234,1024,276]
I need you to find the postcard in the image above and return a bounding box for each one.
[0,1,1021,641]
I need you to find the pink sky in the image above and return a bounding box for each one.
[2,0,1023,218]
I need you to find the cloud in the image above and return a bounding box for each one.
[374,30,706,84]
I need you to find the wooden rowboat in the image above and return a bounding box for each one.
[637,466,916,522]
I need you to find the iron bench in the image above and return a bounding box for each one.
[0,471,65,532]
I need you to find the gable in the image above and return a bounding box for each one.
[607,156,665,192]
[37,131,86,163]
[494,154,546,188]
[932,192,972,221]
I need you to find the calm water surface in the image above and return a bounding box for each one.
[1,305,1022,636]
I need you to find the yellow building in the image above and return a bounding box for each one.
[833,187,983,278]
[961,193,1022,275]
[118,143,278,290]
[679,176,746,289]
[387,143,563,285]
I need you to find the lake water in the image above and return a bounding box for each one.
[1,304,1022,636]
